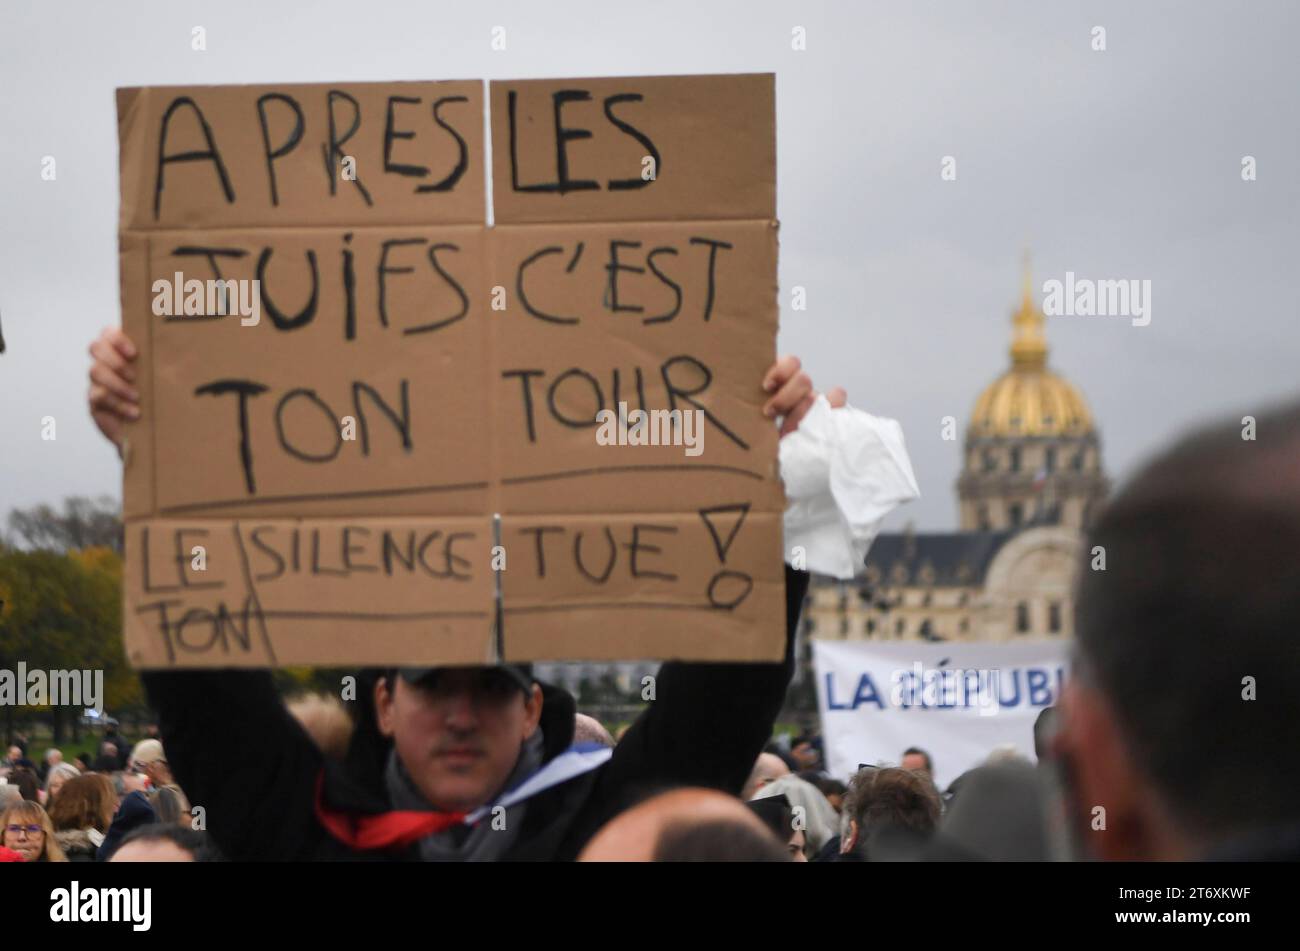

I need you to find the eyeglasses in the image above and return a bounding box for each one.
[5,824,43,836]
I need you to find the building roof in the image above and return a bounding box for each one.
[968,261,1094,439]
[862,529,1016,587]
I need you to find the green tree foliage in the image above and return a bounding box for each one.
[1,499,140,743]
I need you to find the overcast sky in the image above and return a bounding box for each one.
[1,0,1296,532]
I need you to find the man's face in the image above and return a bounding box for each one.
[3,817,44,861]
[901,753,929,775]
[791,742,819,769]
[4,746,19,763]
[375,669,542,812]
[48,772,71,801]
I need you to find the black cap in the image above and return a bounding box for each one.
[398,664,534,695]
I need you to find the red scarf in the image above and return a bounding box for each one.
[314,771,467,852]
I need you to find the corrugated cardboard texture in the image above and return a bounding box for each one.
[119,75,783,669]
[490,74,775,223]
[118,82,485,230]
[125,518,493,667]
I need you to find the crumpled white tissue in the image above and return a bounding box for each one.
[781,395,920,579]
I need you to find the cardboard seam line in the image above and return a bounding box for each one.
[147,236,158,518]
[492,512,504,663]
[119,218,779,235]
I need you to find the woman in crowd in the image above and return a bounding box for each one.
[149,783,193,827]
[49,774,117,862]
[1,800,67,862]
[44,762,81,806]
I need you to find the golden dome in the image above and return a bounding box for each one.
[969,261,1094,439]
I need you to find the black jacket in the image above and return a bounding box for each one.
[143,566,809,861]
[96,790,157,861]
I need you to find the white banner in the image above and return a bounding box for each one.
[813,640,1071,790]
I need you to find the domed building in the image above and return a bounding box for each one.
[805,264,1109,643]
[958,270,1107,532]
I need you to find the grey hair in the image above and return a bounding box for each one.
[44,762,81,795]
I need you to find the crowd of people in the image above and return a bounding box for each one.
[0,707,1050,863]
[1,731,214,862]
[0,331,1290,862]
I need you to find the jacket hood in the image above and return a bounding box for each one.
[55,828,104,854]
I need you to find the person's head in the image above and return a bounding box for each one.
[148,784,192,827]
[287,693,354,761]
[9,768,40,803]
[44,763,81,804]
[928,761,1050,862]
[741,752,791,800]
[129,739,172,787]
[109,824,215,862]
[579,787,789,861]
[1,801,66,862]
[802,774,847,813]
[840,766,942,856]
[1062,402,1300,860]
[985,745,1030,766]
[746,793,807,861]
[900,747,932,776]
[573,713,615,748]
[1033,706,1059,762]
[113,770,149,797]
[374,666,542,812]
[45,749,62,768]
[48,773,117,834]
[100,740,118,759]
[73,755,92,773]
[790,734,822,770]
[4,746,20,764]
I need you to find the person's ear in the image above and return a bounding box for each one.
[1059,679,1158,860]
[841,819,858,853]
[522,684,544,738]
[374,676,397,738]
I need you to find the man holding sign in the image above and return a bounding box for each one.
[91,336,829,860]
[89,73,861,859]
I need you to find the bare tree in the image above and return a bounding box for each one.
[6,495,123,553]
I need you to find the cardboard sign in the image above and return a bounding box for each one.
[118,75,783,669]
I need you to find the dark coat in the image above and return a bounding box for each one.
[96,790,157,861]
[143,567,809,861]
